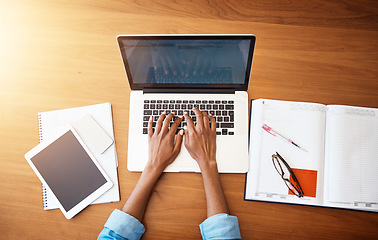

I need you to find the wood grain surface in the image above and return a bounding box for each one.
[1,0,377,239]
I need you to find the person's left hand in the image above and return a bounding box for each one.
[147,112,184,173]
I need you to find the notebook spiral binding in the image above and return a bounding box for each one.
[38,114,43,143]
[38,113,48,209]
[42,185,48,209]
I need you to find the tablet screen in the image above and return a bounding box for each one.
[30,130,108,212]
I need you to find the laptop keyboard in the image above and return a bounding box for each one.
[143,99,235,136]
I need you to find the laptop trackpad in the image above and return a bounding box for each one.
[166,145,200,172]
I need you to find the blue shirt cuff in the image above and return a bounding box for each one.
[100,209,145,240]
[199,213,241,240]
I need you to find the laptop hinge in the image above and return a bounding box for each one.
[142,88,235,94]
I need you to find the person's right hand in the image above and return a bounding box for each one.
[184,109,230,218]
[183,108,217,169]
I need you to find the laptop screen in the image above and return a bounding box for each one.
[117,35,256,91]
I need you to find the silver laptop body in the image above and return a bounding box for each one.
[117,34,256,173]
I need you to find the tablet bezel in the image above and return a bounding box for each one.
[24,126,113,219]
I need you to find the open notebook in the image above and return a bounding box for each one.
[38,103,120,210]
[245,99,378,212]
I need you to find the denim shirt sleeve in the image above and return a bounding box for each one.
[97,209,145,240]
[199,213,241,240]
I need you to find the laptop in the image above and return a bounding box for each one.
[117,34,256,173]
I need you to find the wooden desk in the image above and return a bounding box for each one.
[1,0,377,239]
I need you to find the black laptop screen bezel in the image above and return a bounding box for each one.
[117,35,256,91]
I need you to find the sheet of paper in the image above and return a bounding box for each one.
[289,168,318,198]
[246,99,326,206]
[324,105,378,211]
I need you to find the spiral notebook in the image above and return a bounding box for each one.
[38,103,120,210]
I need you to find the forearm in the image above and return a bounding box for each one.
[199,161,230,218]
[121,165,162,221]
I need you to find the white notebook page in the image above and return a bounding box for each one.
[246,99,326,206]
[324,105,378,211]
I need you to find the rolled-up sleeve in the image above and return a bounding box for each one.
[97,209,145,240]
[199,213,241,240]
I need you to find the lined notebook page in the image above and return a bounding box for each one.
[246,99,326,206]
[324,105,378,211]
[39,103,119,210]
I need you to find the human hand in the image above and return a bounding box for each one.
[184,109,229,218]
[183,108,217,169]
[147,113,184,173]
